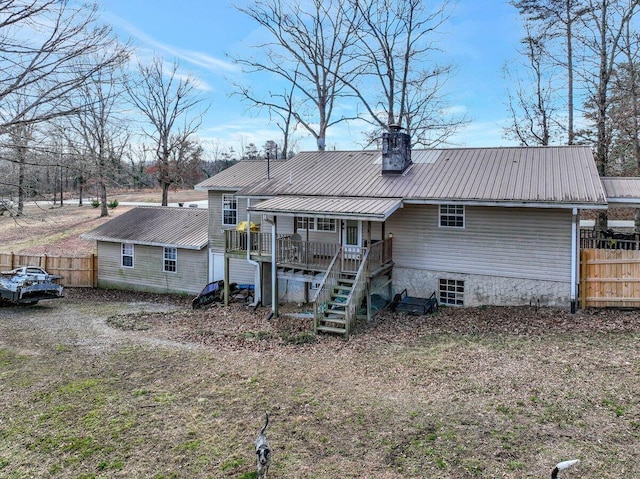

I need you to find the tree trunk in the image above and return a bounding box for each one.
[99,181,108,217]
[161,181,170,206]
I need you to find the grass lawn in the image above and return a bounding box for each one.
[1,295,639,478]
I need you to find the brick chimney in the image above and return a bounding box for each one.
[381,124,411,174]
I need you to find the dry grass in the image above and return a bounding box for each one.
[1,191,639,477]
[1,290,639,478]
[0,189,206,256]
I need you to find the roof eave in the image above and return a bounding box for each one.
[403,199,609,209]
[86,236,207,250]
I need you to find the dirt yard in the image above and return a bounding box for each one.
[1,288,639,478]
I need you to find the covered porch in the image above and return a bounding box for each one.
[223,195,401,337]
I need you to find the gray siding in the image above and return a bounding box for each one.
[97,242,207,295]
[208,191,264,253]
[386,205,572,282]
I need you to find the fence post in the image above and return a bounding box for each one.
[92,254,98,288]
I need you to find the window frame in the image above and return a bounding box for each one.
[121,243,134,268]
[296,216,336,232]
[222,194,237,226]
[439,204,465,228]
[439,278,464,306]
[163,246,177,273]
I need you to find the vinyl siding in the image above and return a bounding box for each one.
[97,242,207,294]
[208,191,258,253]
[386,205,572,282]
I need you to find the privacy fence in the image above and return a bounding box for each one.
[0,253,97,288]
[580,230,640,308]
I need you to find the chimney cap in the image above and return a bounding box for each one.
[388,124,403,132]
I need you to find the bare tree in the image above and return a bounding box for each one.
[126,57,206,206]
[232,0,360,150]
[503,29,563,145]
[347,0,465,147]
[64,55,130,217]
[511,0,590,145]
[0,1,128,133]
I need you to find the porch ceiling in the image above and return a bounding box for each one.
[247,196,402,221]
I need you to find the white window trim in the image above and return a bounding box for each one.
[439,204,465,228]
[122,243,134,268]
[222,194,237,226]
[163,247,178,273]
[296,216,337,232]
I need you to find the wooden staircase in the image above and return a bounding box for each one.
[315,274,356,336]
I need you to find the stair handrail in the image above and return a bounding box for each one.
[312,247,342,328]
[342,248,370,337]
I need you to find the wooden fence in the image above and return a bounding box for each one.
[0,253,97,288]
[581,248,640,308]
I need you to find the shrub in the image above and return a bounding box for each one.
[108,199,119,209]
[91,200,100,208]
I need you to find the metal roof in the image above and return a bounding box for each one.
[81,206,209,250]
[248,196,403,221]
[601,177,640,206]
[235,147,607,208]
[194,159,291,191]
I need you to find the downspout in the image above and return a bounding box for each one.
[570,207,578,313]
[246,199,261,306]
[263,216,278,317]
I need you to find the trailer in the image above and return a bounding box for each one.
[0,266,64,305]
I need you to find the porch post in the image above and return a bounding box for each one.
[271,217,278,317]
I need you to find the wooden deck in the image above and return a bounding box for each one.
[225,230,392,274]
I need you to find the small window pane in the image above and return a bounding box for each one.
[222,195,237,226]
[440,204,465,228]
[164,247,177,273]
[122,244,134,268]
[439,278,464,306]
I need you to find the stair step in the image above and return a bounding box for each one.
[327,301,347,308]
[337,278,355,285]
[331,293,350,300]
[324,309,346,317]
[316,325,347,334]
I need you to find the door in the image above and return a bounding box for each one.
[342,220,362,260]
[210,251,224,282]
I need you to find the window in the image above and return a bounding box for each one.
[122,244,134,268]
[222,194,237,226]
[296,216,336,232]
[439,279,464,306]
[439,204,465,228]
[164,247,177,273]
[316,218,336,232]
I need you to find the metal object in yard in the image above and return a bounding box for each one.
[391,289,438,315]
[0,266,64,305]
[192,280,225,309]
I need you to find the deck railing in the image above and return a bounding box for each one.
[225,231,393,271]
[343,248,371,335]
[368,237,393,271]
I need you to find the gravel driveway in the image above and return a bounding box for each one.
[0,289,192,354]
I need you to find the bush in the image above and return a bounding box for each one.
[91,200,100,208]
[108,199,119,209]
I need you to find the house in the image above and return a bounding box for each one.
[195,130,608,336]
[82,206,209,295]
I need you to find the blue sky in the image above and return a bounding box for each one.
[97,0,525,153]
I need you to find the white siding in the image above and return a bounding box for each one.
[386,205,572,282]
